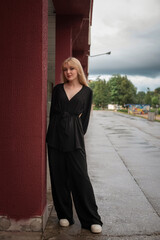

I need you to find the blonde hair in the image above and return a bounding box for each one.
[61,57,88,86]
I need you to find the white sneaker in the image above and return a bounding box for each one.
[91,224,102,233]
[59,219,70,227]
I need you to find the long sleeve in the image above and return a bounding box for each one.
[81,88,93,134]
[47,84,92,151]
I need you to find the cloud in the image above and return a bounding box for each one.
[89,0,160,81]
[128,75,160,91]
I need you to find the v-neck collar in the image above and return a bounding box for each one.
[62,83,84,102]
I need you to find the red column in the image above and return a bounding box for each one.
[55,16,72,85]
[0,0,48,220]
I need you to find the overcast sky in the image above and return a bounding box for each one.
[89,0,160,92]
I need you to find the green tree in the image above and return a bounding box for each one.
[152,96,159,107]
[144,88,152,105]
[106,74,137,105]
[88,80,96,91]
[154,87,160,94]
[136,91,146,104]
[154,87,160,106]
[89,78,109,108]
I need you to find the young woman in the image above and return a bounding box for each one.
[46,57,103,233]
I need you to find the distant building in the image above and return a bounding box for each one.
[108,104,122,110]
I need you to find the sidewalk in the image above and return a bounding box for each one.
[133,113,160,121]
[1,110,160,240]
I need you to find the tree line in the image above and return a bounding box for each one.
[89,74,160,109]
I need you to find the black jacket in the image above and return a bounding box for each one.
[46,83,92,152]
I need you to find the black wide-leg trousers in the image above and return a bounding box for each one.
[48,146,103,229]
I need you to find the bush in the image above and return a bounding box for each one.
[93,106,101,110]
[158,108,160,114]
[149,109,156,112]
[117,109,128,113]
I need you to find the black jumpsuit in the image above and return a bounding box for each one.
[46,83,102,229]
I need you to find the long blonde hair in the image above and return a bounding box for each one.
[61,57,88,86]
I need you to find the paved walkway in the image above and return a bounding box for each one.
[134,113,160,121]
[1,111,160,240]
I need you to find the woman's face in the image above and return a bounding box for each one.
[63,63,78,82]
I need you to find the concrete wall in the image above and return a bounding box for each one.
[0,0,48,225]
[48,0,56,116]
[47,0,56,192]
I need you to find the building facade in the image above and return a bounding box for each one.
[0,0,93,232]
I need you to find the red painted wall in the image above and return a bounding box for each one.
[0,0,48,220]
[55,16,72,85]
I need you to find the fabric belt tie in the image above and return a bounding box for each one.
[56,111,81,136]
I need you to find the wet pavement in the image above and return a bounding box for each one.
[1,110,160,240]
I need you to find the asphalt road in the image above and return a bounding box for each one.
[84,110,160,239]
